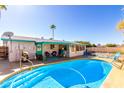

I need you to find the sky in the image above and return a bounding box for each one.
[0,5,124,45]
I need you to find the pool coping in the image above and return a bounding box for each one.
[100,63,113,88]
[0,57,112,86]
[91,57,113,88]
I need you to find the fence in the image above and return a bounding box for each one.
[87,47,124,53]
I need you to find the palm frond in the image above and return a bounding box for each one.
[0,5,7,10]
[50,24,56,29]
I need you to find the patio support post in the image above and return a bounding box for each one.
[68,44,71,58]
[42,43,46,63]
[41,43,44,62]
[66,44,70,58]
[84,45,87,50]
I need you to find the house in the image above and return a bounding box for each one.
[1,35,86,62]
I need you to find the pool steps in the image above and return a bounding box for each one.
[11,71,42,88]
[0,67,49,88]
[0,67,87,88]
[33,76,65,88]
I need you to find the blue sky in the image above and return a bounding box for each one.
[0,5,124,44]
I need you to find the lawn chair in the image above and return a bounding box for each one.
[96,52,120,61]
[95,53,108,58]
[113,56,124,70]
[111,52,121,62]
[114,59,124,69]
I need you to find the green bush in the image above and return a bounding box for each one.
[106,44,117,47]
[75,41,96,47]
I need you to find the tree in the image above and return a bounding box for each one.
[92,44,96,47]
[106,44,117,47]
[75,41,93,47]
[0,5,7,18]
[50,24,56,40]
[75,41,98,47]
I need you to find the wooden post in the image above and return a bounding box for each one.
[42,44,46,63]
[66,44,70,58]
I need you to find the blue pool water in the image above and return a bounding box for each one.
[0,59,112,88]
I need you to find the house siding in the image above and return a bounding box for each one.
[7,41,36,62]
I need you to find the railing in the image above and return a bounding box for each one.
[11,57,33,88]
[20,56,34,70]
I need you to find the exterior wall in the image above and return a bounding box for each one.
[6,40,85,61]
[69,45,85,57]
[7,41,36,62]
[42,44,59,56]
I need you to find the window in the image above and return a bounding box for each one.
[50,44,55,49]
[71,45,75,52]
[76,45,80,51]
[80,46,84,51]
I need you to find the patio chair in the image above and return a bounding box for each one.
[51,51,57,57]
[113,58,124,69]
[45,51,50,57]
[112,52,121,61]
[21,51,29,62]
[107,52,120,61]
[96,52,113,58]
[102,52,124,70]
[83,49,92,57]
[96,52,120,61]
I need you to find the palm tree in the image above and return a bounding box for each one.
[0,5,7,19]
[117,20,124,31]
[50,24,56,40]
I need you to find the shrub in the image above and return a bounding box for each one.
[106,44,117,47]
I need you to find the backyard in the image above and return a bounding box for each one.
[0,5,124,88]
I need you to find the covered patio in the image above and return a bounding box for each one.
[35,41,71,62]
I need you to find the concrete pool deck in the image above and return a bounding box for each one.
[93,57,124,88]
[0,59,44,80]
[0,56,124,88]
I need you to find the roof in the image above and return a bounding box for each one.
[1,35,86,46]
[36,39,71,44]
[1,36,71,43]
[1,36,39,42]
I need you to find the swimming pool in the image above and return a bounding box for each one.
[0,59,112,88]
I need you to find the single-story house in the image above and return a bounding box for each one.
[1,35,87,62]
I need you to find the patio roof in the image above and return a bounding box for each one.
[36,40,71,45]
[1,36,38,42]
[1,36,87,46]
[70,42,88,46]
